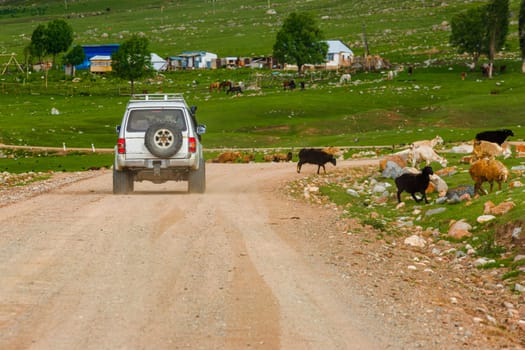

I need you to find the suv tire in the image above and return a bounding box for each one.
[144,122,183,158]
[113,167,134,194]
[188,157,206,193]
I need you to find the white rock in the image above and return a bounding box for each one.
[477,215,496,223]
[404,235,426,248]
[486,315,497,325]
[515,283,525,292]
[346,189,359,197]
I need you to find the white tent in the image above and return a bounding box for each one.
[150,53,167,71]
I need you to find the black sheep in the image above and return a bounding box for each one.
[395,166,434,203]
[475,129,514,145]
[297,148,336,174]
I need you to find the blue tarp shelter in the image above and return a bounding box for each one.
[76,44,120,70]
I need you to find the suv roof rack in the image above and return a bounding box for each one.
[130,93,185,102]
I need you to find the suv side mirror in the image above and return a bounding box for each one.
[115,125,121,133]
[196,124,206,135]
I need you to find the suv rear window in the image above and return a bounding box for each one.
[127,109,187,132]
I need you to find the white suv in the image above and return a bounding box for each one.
[113,94,206,194]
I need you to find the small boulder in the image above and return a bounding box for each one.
[404,235,426,248]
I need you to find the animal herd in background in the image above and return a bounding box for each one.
[393,128,515,203]
[210,128,517,205]
[209,79,306,94]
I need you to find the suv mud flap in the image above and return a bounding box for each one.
[153,161,161,176]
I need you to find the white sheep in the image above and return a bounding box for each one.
[407,144,447,168]
[411,135,444,148]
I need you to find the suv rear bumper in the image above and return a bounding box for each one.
[114,153,200,171]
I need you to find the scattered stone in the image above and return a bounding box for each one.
[515,284,525,293]
[435,166,457,177]
[382,160,403,179]
[486,314,497,325]
[447,194,461,204]
[436,196,447,204]
[514,255,525,262]
[404,235,426,247]
[509,180,523,188]
[446,185,475,200]
[346,189,359,197]
[518,305,525,318]
[477,215,496,223]
[450,144,473,153]
[448,219,472,239]
[483,200,516,215]
[396,202,405,209]
[425,207,446,216]
[379,155,407,171]
[512,227,522,240]
[474,257,495,267]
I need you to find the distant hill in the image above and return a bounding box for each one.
[0,0,521,64]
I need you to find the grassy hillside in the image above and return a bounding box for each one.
[0,0,524,152]
[0,0,520,62]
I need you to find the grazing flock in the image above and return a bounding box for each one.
[210,128,519,206]
[387,128,516,204]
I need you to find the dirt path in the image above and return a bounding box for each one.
[0,160,522,349]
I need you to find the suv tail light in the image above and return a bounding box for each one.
[188,137,197,153]
[117,138,126,154]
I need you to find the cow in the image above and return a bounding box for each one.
[283,80,296,90]
[226,86,243,95]
[297,148,336,174]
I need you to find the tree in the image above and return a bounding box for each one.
[29,24,48,63]
[63,45,85,76]
[45,19,74,67]
[519,0,525,72]
[111,34,153,95]
[485,0,509,77]
[28,19,73,68]
[449,0,509,77]
[450,7,487,67]
[272,12,328,73]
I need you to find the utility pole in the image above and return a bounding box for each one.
[362,24,369,58]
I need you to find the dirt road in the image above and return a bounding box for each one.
[0,160,397,349]
[1,161,523,349]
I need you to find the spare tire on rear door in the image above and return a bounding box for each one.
[144,122,183,158]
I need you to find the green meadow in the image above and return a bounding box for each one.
[0,0,524,164]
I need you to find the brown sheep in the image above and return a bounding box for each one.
[263,152,293,162]
[469,159,509,195]
[472,140,511,160]
[213,151,241,163]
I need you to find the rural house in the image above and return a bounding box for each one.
[283,40,354,71]
[150,53,167,71]
[324,40,353,70]
[89,55,112,73]
[166,51,218,70]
